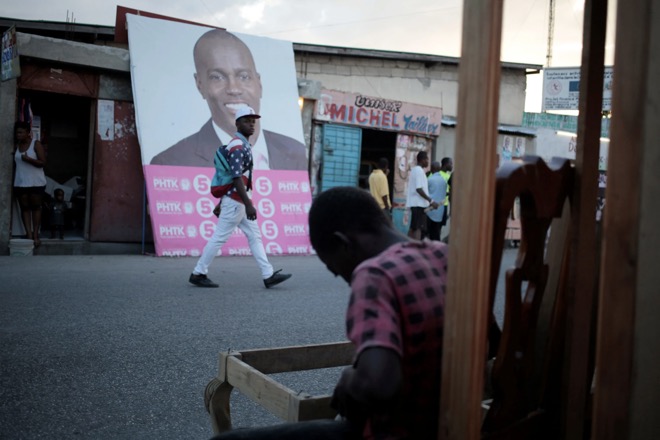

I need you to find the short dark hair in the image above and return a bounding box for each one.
[54,188,64,196]
[441,157,452,166]
[377,157,389,169]
[14,121,31,132]
[417,151,428,162]
[309,186,389,253]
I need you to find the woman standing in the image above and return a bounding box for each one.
[13,121,47,247]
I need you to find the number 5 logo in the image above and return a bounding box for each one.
[196,197,216,218]
[255,176,273,196]
[261,220,278,240]
[257,198,276,218]
[194,174,211,195]
[199,220,216,240]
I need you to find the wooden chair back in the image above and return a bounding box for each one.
[482,155,574,439]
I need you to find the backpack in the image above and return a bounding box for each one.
[209,142,253,198]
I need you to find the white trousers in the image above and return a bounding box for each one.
[193,197,274,279]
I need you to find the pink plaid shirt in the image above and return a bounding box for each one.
[347,240,448,439]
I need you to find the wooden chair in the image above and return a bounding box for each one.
[204,341,355,434]
[482,155,574,439]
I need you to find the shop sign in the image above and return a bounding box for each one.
[315,89,442,136]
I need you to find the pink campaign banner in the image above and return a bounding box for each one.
[145,165,313,257]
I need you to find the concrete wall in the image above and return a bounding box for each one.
[0,78,18,254]
[295,54,528,126]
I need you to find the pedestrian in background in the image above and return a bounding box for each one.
[405,151,438,240]
[425,161,448,241]
[13,121,47,248]
[368,157,392,217]
[189,107,291,289]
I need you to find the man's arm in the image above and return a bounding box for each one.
[331,347,402,422]
[417,188,439,209]
[381,195,391,210]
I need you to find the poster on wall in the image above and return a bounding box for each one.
[1,26,21,81]
[126,14,311,256]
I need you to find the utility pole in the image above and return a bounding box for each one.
[546,0,555,67]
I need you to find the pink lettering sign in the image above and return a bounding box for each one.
[314,89,442,136]
[144,165,313,257]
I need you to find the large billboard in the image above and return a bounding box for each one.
[542,66,613,111]
[127,14,312,257]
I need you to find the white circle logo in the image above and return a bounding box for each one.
[261,220,279,240]
[196,197,216,218]
[257,198,276,218]
[266,242,283,254]
[193,174,211,195]
[255,176,273,196]
[200,220,216,240]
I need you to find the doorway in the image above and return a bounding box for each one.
[17,90,92,241]
[359,128,397,195]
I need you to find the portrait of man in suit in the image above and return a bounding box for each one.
[150,29,307,170]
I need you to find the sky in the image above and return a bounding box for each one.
[3,0,618,112]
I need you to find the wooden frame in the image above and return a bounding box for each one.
[204,341,355,434]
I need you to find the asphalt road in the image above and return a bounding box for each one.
[0,249,515,440]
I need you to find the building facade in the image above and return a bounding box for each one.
[0,17,540,254]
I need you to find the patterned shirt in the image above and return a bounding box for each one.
[225,132,254,203]
[347,240,448,440]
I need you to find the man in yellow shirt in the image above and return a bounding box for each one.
[368,157,392,216]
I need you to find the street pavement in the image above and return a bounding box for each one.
[0,249,515,440]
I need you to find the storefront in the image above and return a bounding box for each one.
[310,89,443,233]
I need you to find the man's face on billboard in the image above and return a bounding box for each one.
[194,32,263,134]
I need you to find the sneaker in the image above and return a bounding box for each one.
[263,270,292,288]
[189,273,219,288]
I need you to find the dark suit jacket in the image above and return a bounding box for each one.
[150,119,308,170]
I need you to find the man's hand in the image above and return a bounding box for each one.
[430,201,440,210]
[213,204,221,218]
[245,204,257,221]
[331,367,367,424]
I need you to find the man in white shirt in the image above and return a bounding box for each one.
[405,151,439,239]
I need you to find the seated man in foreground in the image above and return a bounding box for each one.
[213,186,448,439]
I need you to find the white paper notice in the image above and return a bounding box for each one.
[98,99,115,141]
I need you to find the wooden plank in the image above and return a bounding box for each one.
[592,0,659,438]
[205,378,234,434]
[532,199,571,398]
[225,356,297,420]
[561,0,608,438]
[438,1,503,439]
[237,341,354,374]
[296,395,338,421]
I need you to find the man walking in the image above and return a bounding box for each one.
[406,151,438,240]
[189,107,292,288]
[368,157,392,216]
